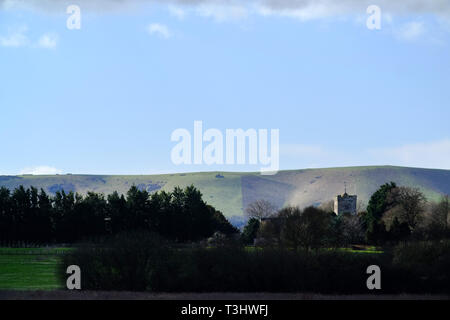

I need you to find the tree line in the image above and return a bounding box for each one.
[1,182,448,247]
[61,231,450,293]
[0,185,237,245]
[364,182,450,244]
[241,183,450,248]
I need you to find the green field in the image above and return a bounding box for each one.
[0,248,65,290]
[0,246,383,290]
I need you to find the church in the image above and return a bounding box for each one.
[334,185,357,215]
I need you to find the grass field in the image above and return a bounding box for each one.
[0,246,382,291]
[0,248,66,290]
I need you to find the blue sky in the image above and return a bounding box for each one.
[1,0,450,175]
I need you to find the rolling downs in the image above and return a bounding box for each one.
[1,166,449,225]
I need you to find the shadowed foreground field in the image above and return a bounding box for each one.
[0,248,65,290]
[0,247,381,291]
[1,245,449,298]
[0,291,449,300]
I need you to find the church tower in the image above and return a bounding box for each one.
[334,183,357,215]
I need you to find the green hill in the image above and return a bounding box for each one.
[1,166,450,226]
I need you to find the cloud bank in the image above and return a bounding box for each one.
[0,25,58,48]
[1,0,450,18]
[2,0,449,42]
[0,25,28,47]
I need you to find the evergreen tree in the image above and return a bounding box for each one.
[365,182,397,244]
[241,218,260,245]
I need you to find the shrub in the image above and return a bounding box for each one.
[60,231,170,291]
[60,233,450,294]
[392,240,450,293]
[148,247,387,294]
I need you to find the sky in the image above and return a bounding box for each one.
[1,0,450,175]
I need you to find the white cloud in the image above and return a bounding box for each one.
[0,0,141,12]
[168,5,186,20]
[0,25,29,47]
[368,139,450,169]
[196,4,248,22]
[257,0,450,18]
[19,166,63,175]
[1,1,450,43]
[147,23,172,39]
[257,2,343,21]
[0,26,58,49]
[37,32,58,48]
[394,21,425,41]
[2,0,450,18]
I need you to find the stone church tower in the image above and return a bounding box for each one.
[334,184,357,215]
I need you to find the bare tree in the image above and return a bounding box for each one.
[277,206,301,249]
[396,187,427,231]
[257,214,284,247]
[430,195,450,234]
[280,206,331,251]
[245,200,276,220]
[340,213,364,244]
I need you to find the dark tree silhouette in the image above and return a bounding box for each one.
[0,184,237,245]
